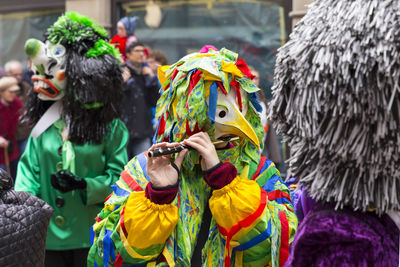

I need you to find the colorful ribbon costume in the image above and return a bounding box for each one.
[88,48,297,266]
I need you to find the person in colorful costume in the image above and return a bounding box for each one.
[14,12,129,266]
[269,0,400,266]
[88,47,297,266]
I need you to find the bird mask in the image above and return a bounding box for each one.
[154,47,264,164]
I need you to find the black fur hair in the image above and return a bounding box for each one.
[63,52,123,144]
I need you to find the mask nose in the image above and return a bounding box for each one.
[25,39,52,74]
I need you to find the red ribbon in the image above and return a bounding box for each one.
[235,58,256,79]
[230,79,242,111]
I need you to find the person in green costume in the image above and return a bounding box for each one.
[14,12,129,267]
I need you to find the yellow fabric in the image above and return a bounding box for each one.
[220,202,268,242]
[124,191,178,249]
[236,204,267,241]
[210,178,261,231]
[235,250,243,267]
[157,65,171,87]
[117,224,160,260]
[212,178,268,267]
[204,80,213,99]
[93,218,106,232]
[203,70,221,81]
[238,164,249,180]
[207,246,213,267]
[194,53,215,58]
[221,60,243,78]
[172,96,179,116]
[162,245,176,267]
[105,203,115,212]
[146,262,156,267]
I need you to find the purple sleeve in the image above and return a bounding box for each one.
[294,188,316,223]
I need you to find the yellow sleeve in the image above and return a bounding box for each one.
[210,175,297,267]
[123,191,178,250]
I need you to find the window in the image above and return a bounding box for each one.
[0,9,63,66]
[119,0,287,98]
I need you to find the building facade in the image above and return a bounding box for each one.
[0,0,311,95]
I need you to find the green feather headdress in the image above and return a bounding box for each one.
[46,11,121,60]
[154,48,264,163]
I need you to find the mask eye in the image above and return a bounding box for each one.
[218,110,227,118]
[53,45,65,57]
[216,105,228,119]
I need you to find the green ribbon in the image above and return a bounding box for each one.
[53,119,76,173]
[62,140,76,173]
[82,102,104,109]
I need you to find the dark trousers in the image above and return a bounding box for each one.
[45,248,89,267]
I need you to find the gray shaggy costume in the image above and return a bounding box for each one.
[270,0,400,214]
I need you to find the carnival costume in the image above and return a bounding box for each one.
[89,48,297,266]
[269,0,400,265]
[14,12,129,252]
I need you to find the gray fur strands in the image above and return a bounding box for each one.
[269,0,400,214]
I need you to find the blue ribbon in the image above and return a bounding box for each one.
[207,81,218,123]
[102,229,116,267]
[248,92,263,113]
[136,153,150,182]
[263,174,281,192]
[233,220,272,251]
[111,184,131,197]
[169,121,177,143]
[152,117,161,144]
[90,226,95,245]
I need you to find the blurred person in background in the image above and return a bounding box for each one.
[0,66,5,78]
[5,60,33,156]
[22,58,34,87]
[5,60,32,102]
[147,49,169,75]
[147,49,169,128]
[0,77,22,180]
[111,16,139,61]
[122,42,159,158]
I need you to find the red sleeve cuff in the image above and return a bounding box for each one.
[145,182,179,204]
[203,162,237,190]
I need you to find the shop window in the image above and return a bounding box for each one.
[119,0,286,99]
[0,9,63,66]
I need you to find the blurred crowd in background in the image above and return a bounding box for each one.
[0,13,286,183]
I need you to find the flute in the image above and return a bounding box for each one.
[148,136,240,158]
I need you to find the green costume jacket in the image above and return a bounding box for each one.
[15,118,129,250]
